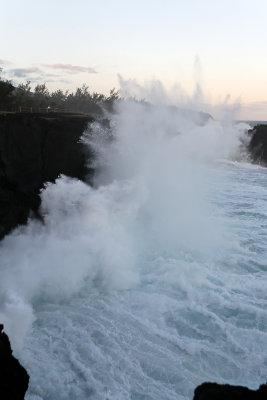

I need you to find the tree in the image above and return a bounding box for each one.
[14,81,32,107]
[102,88,120,112]
[33,83,49,107]
[50,89,68,109]
[65,84,103,114]
[0,68,15,109]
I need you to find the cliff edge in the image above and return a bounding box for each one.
[0,112,93,239]
[0,324,29,399]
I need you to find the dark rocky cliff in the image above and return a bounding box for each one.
[193,382,267,400]
[248,124,267,166]
[0,324,29,399]
[0,112,94,239]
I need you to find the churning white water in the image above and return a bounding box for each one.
[0,100,266,399]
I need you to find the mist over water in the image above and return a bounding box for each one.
[0,83,266,399]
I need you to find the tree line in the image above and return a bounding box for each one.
[0,68,119,114]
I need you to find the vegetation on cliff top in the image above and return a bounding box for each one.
[0,68,119,114]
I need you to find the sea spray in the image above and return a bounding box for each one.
[0,99,245,349]
[0,86,265,400]
[0,176,140,350]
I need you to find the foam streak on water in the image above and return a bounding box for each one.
[0,101,266,400]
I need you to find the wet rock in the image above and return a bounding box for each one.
[248,124,267,165]
[0,324,29,399]
[193,382,267,400]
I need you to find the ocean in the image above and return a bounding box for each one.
[0,103,266,399]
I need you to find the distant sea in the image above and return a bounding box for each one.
[237,120,267,127]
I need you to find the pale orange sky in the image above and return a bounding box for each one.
[1,0,267,120]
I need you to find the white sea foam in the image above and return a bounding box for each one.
[0,81,266,399]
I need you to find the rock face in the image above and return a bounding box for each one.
[0,324,29,399]
[0,112,94,239]
[248,124,267,165]
[193,382,267,400]
[0,112,95,398]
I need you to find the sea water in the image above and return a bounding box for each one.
[0,101,266,399]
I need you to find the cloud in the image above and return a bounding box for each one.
[9,67,41,77]
[2,64,76,87]
[45,73,61,78]
[43,63,97,74]
[2,62,97,85]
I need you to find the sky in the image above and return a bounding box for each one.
[1,0,267,119]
